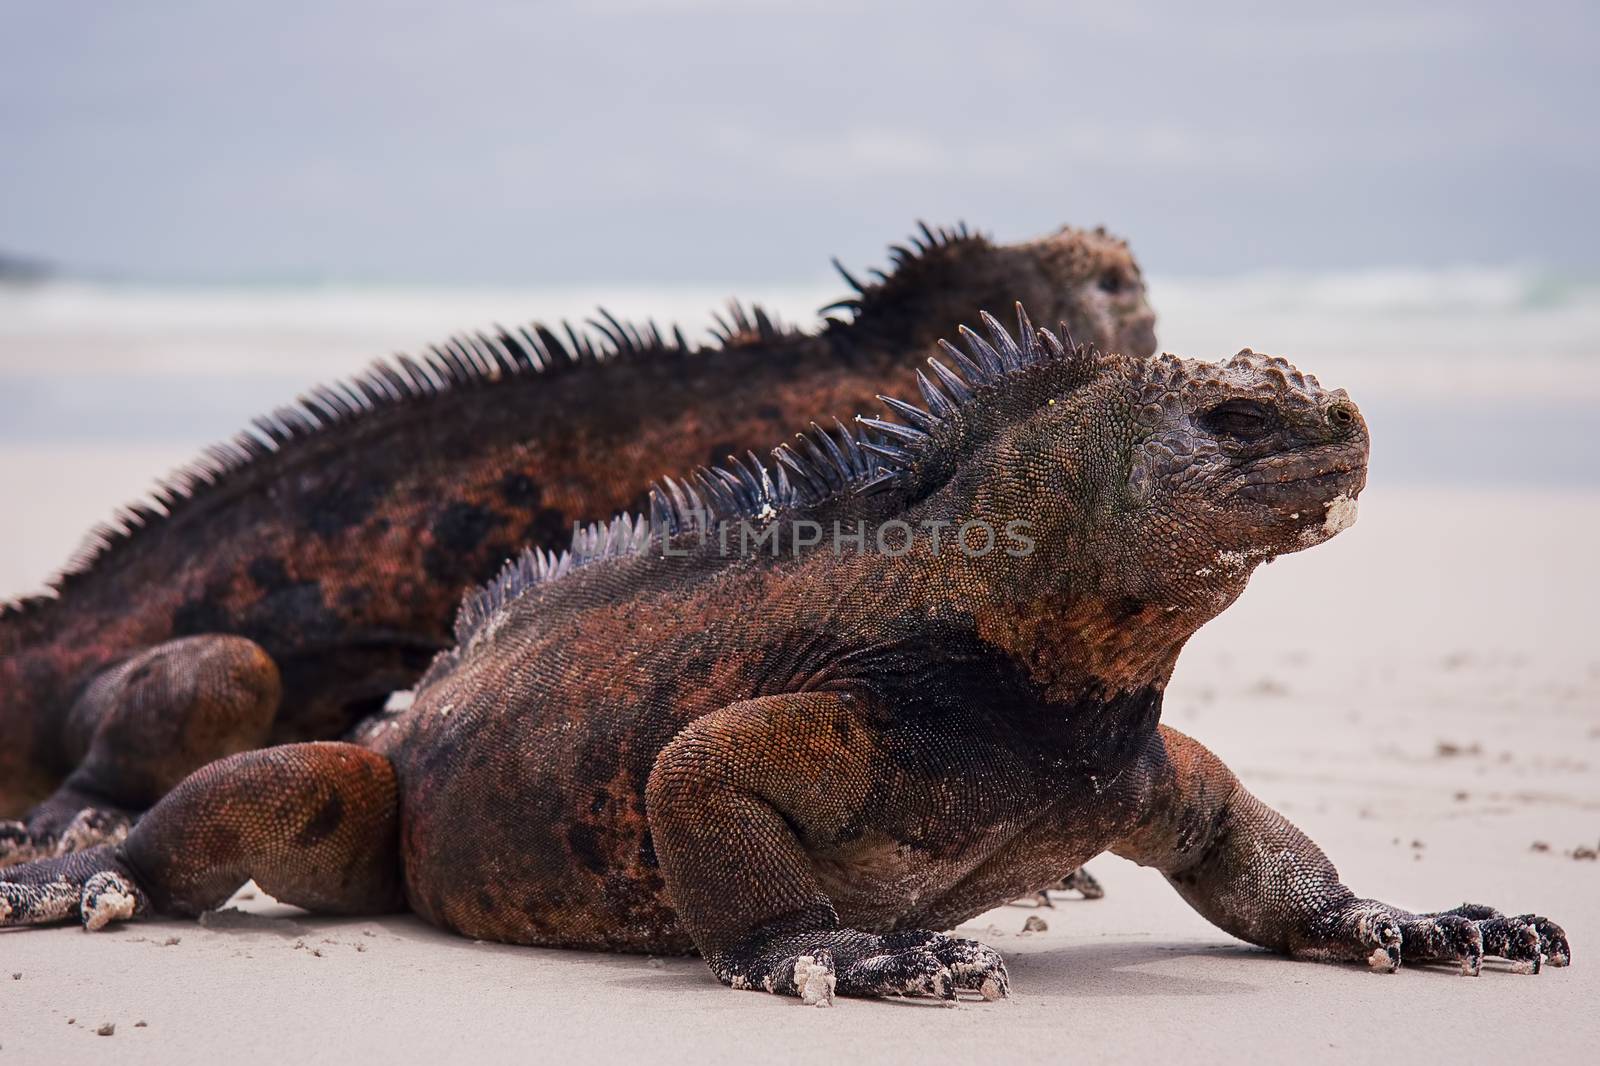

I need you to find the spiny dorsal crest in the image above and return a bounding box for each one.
[454,513,653,644]
[451,302,1100,645]
[0,304,794,619]
[823,220,982,317]
[708,300,793,347]
[651,302,1095,536]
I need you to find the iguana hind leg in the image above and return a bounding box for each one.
[1,635,280,867]
[0,742,401,929]
[645,693,1009,1004]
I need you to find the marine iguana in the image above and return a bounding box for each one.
[0,308,1568,1002]
[0,223,1157,867]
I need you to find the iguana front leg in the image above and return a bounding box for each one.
[0,742,401,928]
[1,636,280,867]
[1113,726,1570,975]
[645,693,1009,1004]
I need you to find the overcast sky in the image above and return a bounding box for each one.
[2,1,1595,282]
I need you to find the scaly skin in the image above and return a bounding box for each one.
[0,223,1157,860]
[1,308,1567,1002]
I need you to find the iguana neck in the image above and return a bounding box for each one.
[891,491,1193,704]
[966,587,1187,704]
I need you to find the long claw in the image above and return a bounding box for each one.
[1397,914,1483,976]
[1477,917,1544,974]
[1519,915,1571,967]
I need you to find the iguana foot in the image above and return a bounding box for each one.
[0,846,149,930]
[1427,903,1570,972]
[716,928,1009,1004]
[1331,902,1568,975]
[53,807,134,855]
[1056,866,1105,900]
[0,804,135,869]
[0,821,38,867]
[1015,865,1105,907]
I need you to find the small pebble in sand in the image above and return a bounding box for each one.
[162,936,181,946]
[10,972,18,980]
[135,1021,148,1028]
[96,1023,115,1037]
[1530,841,1551,853]
[1434,740,1481,758]
[67,1018,75,1025]
[1453,791,1470,802]
[1021,916,1049,934]
[1572,845,1598,862]
[644,956,664,969]
[1410,839,1425,850]
[355,942,367,953]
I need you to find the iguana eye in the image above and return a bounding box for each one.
[1200,399,1275,441]
[1097,270,1125,294]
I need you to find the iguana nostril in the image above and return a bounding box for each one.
[1326,402,1357,432]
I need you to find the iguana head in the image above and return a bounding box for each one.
[973,338,1368,621]
[876,318,1370,695]
[1113,348,1367,603]
[1017,224,1158,361]
[831,223,1158,359]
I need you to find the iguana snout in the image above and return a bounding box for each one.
[1199,354,1369,555]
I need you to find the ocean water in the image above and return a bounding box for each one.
[3,266,1597,379]
[1,268,1597,596]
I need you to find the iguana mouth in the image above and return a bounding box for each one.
[1231,448,1368,506]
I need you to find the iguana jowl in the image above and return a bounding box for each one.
[0,308,1567,1000]
[0,223,1157,867]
